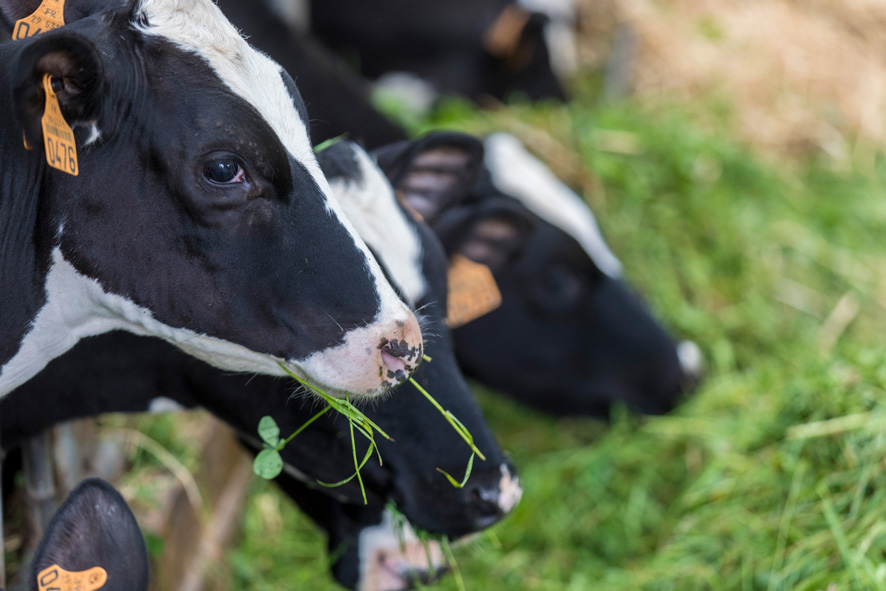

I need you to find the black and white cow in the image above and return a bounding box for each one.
[0,0,422,400]
[24,478,150,591]
[178,0,702,417]
[304,0,574,102]
[376,131,703,416]
[3,141,519,591]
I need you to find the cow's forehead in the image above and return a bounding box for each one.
[134,0,322,191]
[483,133,623,278]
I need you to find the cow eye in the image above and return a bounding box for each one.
[203,158,246,185]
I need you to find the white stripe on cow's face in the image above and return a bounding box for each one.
[483,133,623,278]
[0,248,295,397]
[329,146,428,308]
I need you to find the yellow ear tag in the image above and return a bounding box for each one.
[446,254,502,328]
[12,0,66,40]
[40,74,79,176]
[37,564,108,591]
[23,129,34,150]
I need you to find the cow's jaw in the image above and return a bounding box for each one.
[0,248,289,397]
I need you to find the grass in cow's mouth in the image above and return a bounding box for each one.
[252,360,484,504]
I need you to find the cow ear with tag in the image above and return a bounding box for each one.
[374,131,484,225]
[30,478,149,591]
[12,29,105,150]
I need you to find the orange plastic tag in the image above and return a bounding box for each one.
[446,254,502,328]
[24,129,34,150]
[37,564,107,591]
[12,0,66,40]
[483,4,530,59]
[41,74,79,176]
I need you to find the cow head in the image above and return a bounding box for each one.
[375,131,703,416]
[0,0,421,398]
[29,478,149,591]
[0,141,519,591]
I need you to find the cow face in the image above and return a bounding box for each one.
[293,141,520,538]
[0,0,421,398]
[29,478,149,591]
[375,132,702,416]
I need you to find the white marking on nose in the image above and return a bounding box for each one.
[497,464,523,515]
[677,341,703,377]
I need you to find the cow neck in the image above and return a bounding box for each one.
[0,44,56,370]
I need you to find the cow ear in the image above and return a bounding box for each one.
[374,132,484,225]
[12,30,105,148]
[31,478,149,591]
[438,202,534,272]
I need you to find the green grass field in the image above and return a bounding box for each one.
[228,91,886,591]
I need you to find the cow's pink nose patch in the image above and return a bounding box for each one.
[381,350,407,375]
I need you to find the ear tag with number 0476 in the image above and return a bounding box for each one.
[37,564,107,591]
[41,74,79,176]
[446,254,502,328]
[12,0,66,40]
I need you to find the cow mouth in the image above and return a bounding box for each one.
[363,541,448,591]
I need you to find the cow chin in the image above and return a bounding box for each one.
[356,509,448,591]
[290,302,424,399]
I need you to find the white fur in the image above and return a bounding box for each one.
[148,397,185,413]
[497,463,522,514]
[483,133,623,278]
[357,508,446,591]
[330,146,427,307]
[372,72,438,119]
[677,340,704,378]
[0,249,293,397]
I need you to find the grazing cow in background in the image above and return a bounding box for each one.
[26,479,150,591]
[3,141,519,591]
[376,131,703,416]
[305,0,574,102]
[0,0,422,399]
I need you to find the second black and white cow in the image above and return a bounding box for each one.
[3,141,519,591]
[376,131,702,416]
[0,0,421,400]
